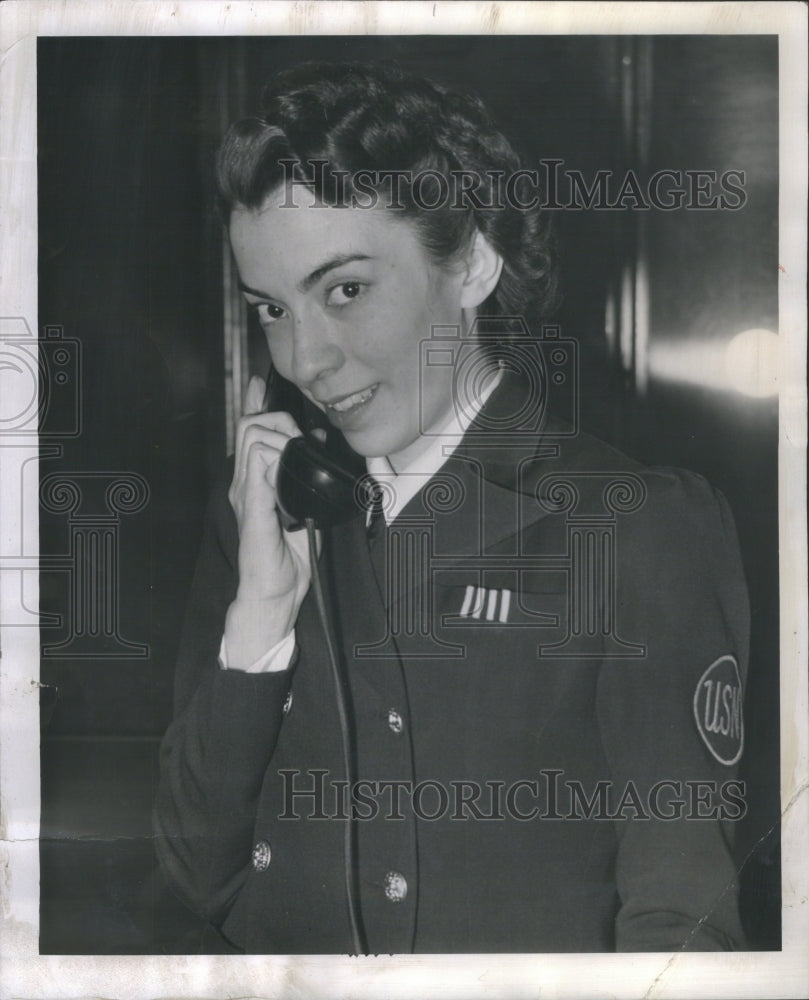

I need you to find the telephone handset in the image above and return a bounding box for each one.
[264,368,367,531]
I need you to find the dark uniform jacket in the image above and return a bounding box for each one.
[154,369,750,953]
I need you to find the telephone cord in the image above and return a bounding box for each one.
[305,518,368,956]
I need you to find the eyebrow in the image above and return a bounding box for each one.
[238,253,373,299]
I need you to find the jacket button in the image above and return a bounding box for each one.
[251,840,271,872]
[384,870,407,902]
[387,709,403,734]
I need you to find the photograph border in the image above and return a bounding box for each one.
[1,2,806,997]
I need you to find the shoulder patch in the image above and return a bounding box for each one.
[693,655,744,765]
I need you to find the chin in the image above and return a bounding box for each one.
[342,426,414,461]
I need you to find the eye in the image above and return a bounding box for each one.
[255,302,286,326]
[326,281,364,307]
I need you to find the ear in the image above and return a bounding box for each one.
[459,230,504,309]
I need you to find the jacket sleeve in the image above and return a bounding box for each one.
[153,474,294,925]
[597,469,750,951]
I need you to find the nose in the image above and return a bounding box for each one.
[288,313,344,390]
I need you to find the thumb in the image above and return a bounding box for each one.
[245,375,266,415]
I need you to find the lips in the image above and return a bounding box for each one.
[324,384,378,415]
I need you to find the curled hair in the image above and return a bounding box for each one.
[216,61,558,324]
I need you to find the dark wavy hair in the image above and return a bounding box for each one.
[216,61,558,325]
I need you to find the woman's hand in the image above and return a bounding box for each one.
[223,375,316,669]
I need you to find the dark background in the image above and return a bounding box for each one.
[38,35,779,952]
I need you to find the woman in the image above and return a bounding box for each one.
[155,61,749,953]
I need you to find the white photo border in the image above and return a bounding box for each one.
[1,2,806,998]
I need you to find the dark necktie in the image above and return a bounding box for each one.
[366,480,387,549]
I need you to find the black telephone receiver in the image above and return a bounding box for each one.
[264,368,367,530]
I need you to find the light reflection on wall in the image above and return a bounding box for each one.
[647,327,779,398]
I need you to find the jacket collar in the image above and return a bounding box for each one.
[383,366,561,562]
[357,362,641,608]
[447,364,573,497]
[450,362,638,493]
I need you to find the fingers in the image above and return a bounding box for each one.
[235,423,293,488]
[234,408,301,459]
[245,375,266,415]
[233,409,302,483]
[226,378,318,625]
[234,407,302,455]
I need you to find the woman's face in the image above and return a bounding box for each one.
[229,189,470,468]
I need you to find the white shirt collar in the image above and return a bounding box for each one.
[365,365,503,524]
